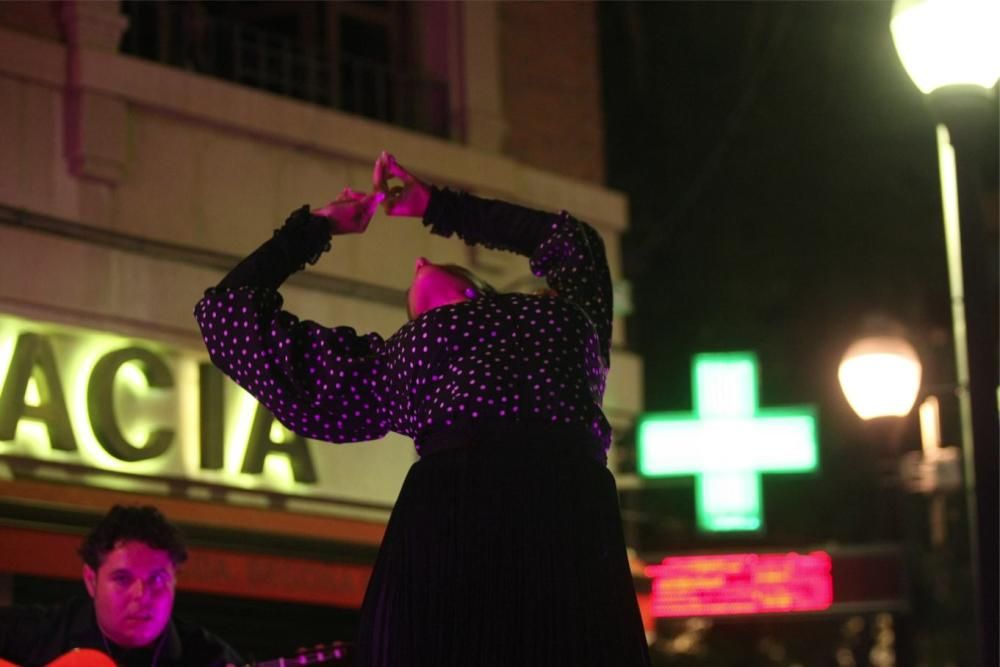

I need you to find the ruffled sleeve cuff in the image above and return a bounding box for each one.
[213,206,332,292]
[421,186,464,239]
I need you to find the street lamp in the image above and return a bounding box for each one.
[838,333,965,666]
[838,335,921,421]
[890,0,1000,94]
[889,2,999,665]
[837,334,961,508]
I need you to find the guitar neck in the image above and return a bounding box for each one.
[253,644,351,667]
[256,658,326,667]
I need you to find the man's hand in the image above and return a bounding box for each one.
[373,151,431,218]
[312,188,385,235]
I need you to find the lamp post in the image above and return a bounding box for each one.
[839,333,965,665]
[838,332,963,505]
[889,2,999,664]
[838,333,920,667]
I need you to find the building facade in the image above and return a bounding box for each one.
[0,0,643,654]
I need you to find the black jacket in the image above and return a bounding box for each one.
[0,596,242,667]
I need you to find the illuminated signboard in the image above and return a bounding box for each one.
[645,551,833,617]
[638,352,818,533]
[0,314,412,511]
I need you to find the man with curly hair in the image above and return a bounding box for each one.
[0,505,242,666]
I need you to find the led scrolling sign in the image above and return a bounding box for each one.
[646,551,834,617]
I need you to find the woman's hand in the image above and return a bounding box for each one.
[313,188,385,235]
[373,151,431,218]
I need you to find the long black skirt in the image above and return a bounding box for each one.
[356,423,651,667]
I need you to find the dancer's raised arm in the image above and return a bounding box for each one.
[374,152,613,364]
[193,189,390,444]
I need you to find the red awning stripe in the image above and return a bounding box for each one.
[0,525,371,609]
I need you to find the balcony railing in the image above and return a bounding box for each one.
[120,2,451,139]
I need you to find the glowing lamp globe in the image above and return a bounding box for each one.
[838,336,922,420]
[890,0,1000,95]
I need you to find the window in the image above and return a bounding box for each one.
[120,1,449,137]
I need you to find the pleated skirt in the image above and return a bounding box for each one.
[355,423,651,667]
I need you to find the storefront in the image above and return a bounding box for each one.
[0,310,417,655]
[0,5,642,658]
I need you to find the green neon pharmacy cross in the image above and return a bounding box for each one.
[638,352,819,533]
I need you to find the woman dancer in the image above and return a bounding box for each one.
[195,152,649,666]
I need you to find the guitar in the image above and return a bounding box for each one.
[0,642,354,667]
[0,649,115,667]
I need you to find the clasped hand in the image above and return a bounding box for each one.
[311,152,430,236]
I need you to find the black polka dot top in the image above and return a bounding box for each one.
[195,188,614,456]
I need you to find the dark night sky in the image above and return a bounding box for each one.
[599,2,972,550]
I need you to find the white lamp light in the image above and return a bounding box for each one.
[890,0,1000,94]
[838,336,923,420]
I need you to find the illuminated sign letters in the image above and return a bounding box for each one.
[638,352,819,533]
[0,327,317,484]
[88,347,175,462]
[242,401,316,483]
[0,333,76,451]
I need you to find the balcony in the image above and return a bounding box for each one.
[120,1,451,139]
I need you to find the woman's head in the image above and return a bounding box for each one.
[407,257,495,320]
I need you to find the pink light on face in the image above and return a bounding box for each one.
[645,551,833,618]
[84,540,176,648]
[408,257,475,319]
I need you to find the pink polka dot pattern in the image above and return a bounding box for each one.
[195,204,614,455]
